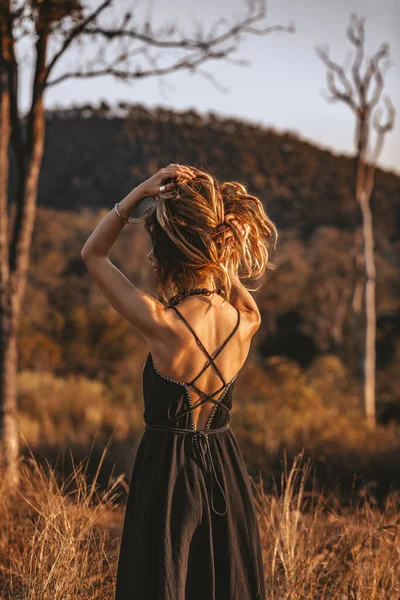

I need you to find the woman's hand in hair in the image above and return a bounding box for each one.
[139,163,195,198]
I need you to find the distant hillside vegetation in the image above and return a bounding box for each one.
[10,102,400,241]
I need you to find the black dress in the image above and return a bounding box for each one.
[114,304,265,600]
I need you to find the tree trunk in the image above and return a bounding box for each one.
[0,136,45,488]
[355,112,377,430]
[0,3,48,485]
[359,193,377,429]
[350,229,365,372]
[0,20,18,485]
[0,330,19,486]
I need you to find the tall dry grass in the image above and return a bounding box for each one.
[0,438,125,600]
[1,444,398,599]
[253,450,400,598]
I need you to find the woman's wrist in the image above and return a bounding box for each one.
[117,183,148,219]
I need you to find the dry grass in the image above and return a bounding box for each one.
[16,370,144,447]
[0,444,399,599]
[253,451,400,599]
[0,438,125,600]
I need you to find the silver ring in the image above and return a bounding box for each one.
[159,184,166,193]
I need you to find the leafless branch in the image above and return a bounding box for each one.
[46,47,237,88]
[80,1,292,50]
[315,44,356,110]
[367,44,390,110]
[347,13,365,104]
[44,0,113,83]
[316,13,395,167]
[372,94,396,136]
[191,67,229,94]
[240,23,295,36]
[43,0,294,90]
[364,96,396,198]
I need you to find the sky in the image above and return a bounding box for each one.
[19,0,400,175]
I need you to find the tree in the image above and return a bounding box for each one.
[316,13,396,429]
[0,0,294,486]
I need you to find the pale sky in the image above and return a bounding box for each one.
[19,0,400,174]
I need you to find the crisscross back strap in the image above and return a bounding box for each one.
[169,305,241,399]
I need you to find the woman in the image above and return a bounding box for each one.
[81,163,278,599]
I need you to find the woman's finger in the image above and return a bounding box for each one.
[168,163,192,172]
[165,165,195,179]
[160,171,188,183]
[158,181,176,192]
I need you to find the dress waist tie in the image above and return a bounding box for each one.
[144,422,230,516]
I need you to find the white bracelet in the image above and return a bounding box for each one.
[114,202,134,224]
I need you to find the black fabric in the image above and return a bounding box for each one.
[114,306,265,600]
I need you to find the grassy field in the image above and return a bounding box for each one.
[1,364,399,599]
[0,445,399,599]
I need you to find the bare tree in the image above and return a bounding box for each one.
[316,13,396,429]
[0,0,294,486]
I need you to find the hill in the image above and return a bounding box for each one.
[11,101,399,241]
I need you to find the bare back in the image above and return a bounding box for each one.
[148,298,257,429]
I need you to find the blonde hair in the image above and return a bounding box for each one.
[138,166,278,306]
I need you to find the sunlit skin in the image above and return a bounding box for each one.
[80,164,202,339]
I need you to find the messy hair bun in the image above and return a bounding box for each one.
[139,166,278,306]
[218,180,278,281]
